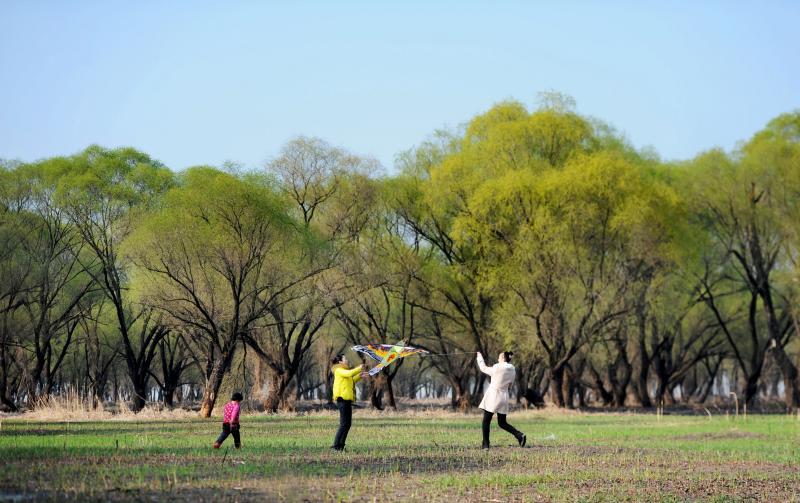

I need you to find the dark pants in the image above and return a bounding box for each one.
[332,398,352,450]
[216,423,241,448]
[482,410,522,447]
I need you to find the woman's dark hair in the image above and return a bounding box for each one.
[502,351,514,363]
[231,392,243,401]
[331,354,344,365]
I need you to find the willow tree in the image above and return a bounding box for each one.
[13,161,98,405]
[454,149,684,407]
[741,112,800,411]
[125,167,302,417]
[0,164,35,410]
[394,98,655,408]
[331,196,425,410]
[46,146,174,412]
[241,137,378,412]
[690,112,800,410]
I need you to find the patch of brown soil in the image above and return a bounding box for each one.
[671,429,767,441]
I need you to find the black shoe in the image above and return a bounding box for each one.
[481,444,490,450]
[518,434,527,447]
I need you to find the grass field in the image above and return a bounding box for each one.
[1,409,799,502]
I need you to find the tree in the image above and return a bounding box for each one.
[152,332,193,407]
[0,164,35,410]
[57,146,174,411]
[645,279,723,405]
[740,112,800,411]
[125,167,303,416]
[243,138,379,412]
[686,121,800,410]
[16,161,97,404]
[392,100,642,408]
[269,136,367,227]
[456,150,683,407]
[332,212,422,410]
[77,298,118,409]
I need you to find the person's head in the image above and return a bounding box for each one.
[231,392,243,402]
[332,354,348,366]
[498,351,514,363]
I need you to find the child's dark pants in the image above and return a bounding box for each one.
[216,423,241,448]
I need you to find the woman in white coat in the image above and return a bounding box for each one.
[476,351,526,449]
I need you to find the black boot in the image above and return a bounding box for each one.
[517,433,527,447]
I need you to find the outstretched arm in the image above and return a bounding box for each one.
[354,369,367,383]
[476,353,494,376]
[334,365,363,378]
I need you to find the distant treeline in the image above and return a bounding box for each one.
[2,95,799,415]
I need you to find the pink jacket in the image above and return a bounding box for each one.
[222,401,240,425]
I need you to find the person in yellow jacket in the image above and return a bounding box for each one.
[330,354,369,451]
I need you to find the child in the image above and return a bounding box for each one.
[213,392,243,449]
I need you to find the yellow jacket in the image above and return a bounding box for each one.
[332,363,362,401]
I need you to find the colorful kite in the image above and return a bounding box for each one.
[351,341,429,376]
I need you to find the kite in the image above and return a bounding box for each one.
[351,340,429,376]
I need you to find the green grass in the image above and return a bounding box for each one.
[1,411,799,501]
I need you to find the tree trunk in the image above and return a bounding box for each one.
[163,384,176,407]
[131,375,148,412]
[0,392,17,412]
[611,341,632,408]
[263,369,293,413]
[368,373,385,410]
[384,373,397,410]
[634,304,652,408]
[0,336,19,412]
[679,374,696,404]
[742,372,760,407]
[325,368,334,404]
[89,381,102,410]
[772,346,800,412]
[563,366,576,409]
[654,366,670,406]
[577,383,588,408]
[549,366,566,408]
[199,362,227,418]
[633,370,651,408]
[588,365,612,406]
[610,374,627,407]
[695,358,721,404]
[451,378,471,412]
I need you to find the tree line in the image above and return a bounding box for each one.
[2,96,799,415]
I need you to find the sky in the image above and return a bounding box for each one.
[1,1,798,172]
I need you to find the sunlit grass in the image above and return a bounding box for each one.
[1,411,798,501]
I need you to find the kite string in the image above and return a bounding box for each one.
[421,351,478,357]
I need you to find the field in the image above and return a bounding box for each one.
[1,409,799,502]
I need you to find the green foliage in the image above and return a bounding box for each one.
[124,166,305,311]
[53,145,173,208]
[2,98,800,413]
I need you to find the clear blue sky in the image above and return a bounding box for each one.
[1,1,798,172]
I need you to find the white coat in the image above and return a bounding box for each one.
[476,354,516,414]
